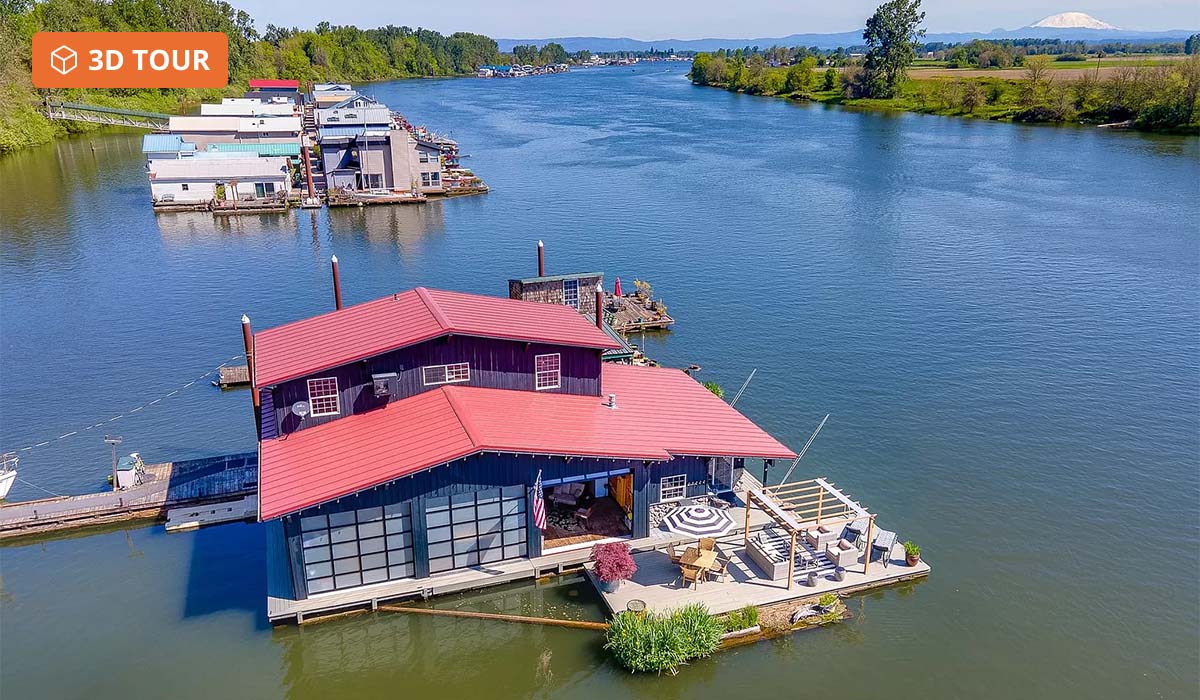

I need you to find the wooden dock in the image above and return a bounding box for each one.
[213,365,251,388]
[0,452,257,539]
[606,292,674,333]
[326,190,427,207]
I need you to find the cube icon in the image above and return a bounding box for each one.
[50,45,77,76]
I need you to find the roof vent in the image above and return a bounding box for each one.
[607,393,617,410]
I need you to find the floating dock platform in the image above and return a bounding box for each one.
[0,452,258,539]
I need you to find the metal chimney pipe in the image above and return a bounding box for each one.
[595,282,604,329]
[241,315,262,438]
[331,255,343,310]
[537,239,545,277]
[608,393,617,409]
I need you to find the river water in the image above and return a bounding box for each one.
[1,65,1197,699]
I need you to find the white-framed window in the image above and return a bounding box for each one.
[421,172,440,187]
[659,474,687,502]
[534,353,560,390]
[307,377,340,416]
[423,362,470,386]
[562,279,579,308]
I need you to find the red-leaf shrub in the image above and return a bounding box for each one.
[592,542,637,583]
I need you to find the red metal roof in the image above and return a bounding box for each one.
[253,287,622,387]
[248,79,300,89]
[258,364,796,519]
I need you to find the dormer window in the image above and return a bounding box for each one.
[562,279,579,309]
[307,377,340,416]
[534,354,560,391]
[423,362,470,386]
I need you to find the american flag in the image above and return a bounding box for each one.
[531,469,546,530]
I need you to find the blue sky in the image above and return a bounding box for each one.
[231,0,1199,38]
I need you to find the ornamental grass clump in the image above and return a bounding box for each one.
[723,604,759,632]
[604,603,723,674]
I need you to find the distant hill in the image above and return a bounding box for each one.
[498,22,1197,54]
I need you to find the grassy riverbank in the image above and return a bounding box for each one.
[690,54,1200,134]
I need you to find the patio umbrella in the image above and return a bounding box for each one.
[659,505,736,538]
[613,277,622,297]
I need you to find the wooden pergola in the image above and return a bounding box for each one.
[743,477,876,589]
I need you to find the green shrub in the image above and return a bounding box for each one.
[903,540,920,558]
[723,604,759,631]
[605,603,723,674]
[818,593,838,608]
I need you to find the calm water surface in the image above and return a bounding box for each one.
[1,66,1198,699]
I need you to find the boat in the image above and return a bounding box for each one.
[0,453,17,500]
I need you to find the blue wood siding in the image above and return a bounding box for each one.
[259,388,278,440]
[644,457,710,503]
[267,335,603,435]
[283,452,651,592]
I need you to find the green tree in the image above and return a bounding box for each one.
[784,56,817,93]
[861,0,926,98]
[822,67,838,90]
[1186,33,1199,55]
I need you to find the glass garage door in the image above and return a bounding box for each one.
[426,486,528,574]
[299,501,416,594]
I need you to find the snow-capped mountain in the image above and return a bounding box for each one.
[1030,12,1119,30]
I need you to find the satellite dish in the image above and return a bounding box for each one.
[291,401,311,419]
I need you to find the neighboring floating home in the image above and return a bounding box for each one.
[166,115,303,150]
[147,155,292,205]
[244,78,302,104]
[249,287,794,620]
[200,98,297,117]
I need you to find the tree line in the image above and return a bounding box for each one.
[689,0,1199,131]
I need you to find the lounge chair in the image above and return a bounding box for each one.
[825,538,860,568]
[803,524,838,550]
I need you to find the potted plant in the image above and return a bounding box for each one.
[592,542,637,593]
[903,540,921,567]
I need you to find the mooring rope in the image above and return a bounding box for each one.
[6,353,245,455]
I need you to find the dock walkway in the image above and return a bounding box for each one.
[0,452,257,538]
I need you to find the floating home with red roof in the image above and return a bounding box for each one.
[251,285,794,621]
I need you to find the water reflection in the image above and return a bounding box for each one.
[326,200,447,255]
[273,575,609,699]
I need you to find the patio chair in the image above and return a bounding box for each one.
[680,565,703,589]
[706,557,731,583]
[825,538,860,568]
[803,525,838,550]
[667,543,683,564]
[575,505,594,525]
[698,537,716,552]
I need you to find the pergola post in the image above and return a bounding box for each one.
[743,494,753,548]
[787,530,797,590]
[863,514,875,574]
[816,488,824,524]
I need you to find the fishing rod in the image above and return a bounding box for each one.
[778,413,830,486]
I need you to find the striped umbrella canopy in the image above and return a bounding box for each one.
[659,505,736,538]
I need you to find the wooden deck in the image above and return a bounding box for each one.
[605,293,674,333]
[595,530,931,616]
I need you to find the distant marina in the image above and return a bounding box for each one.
[52,79,489,216]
